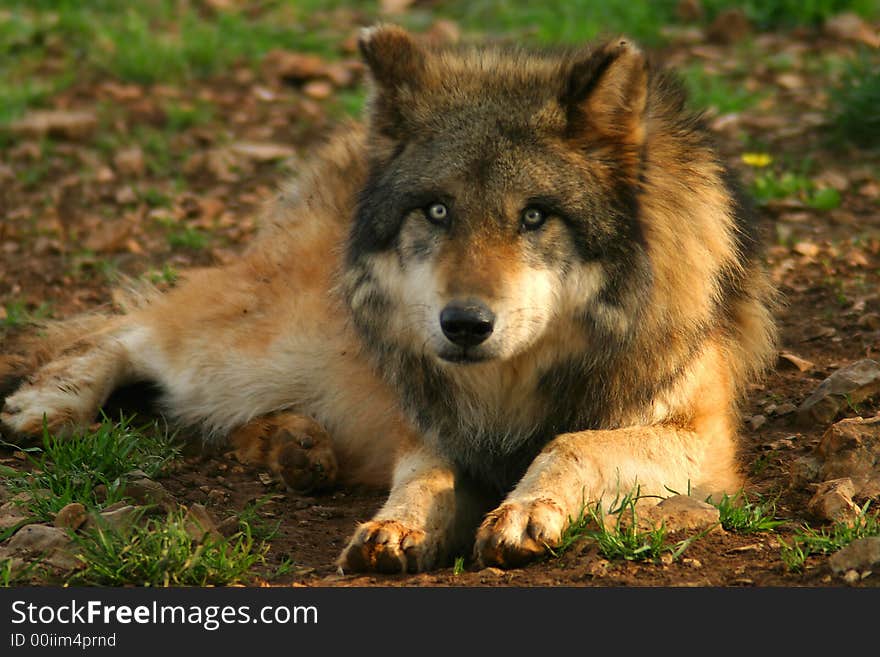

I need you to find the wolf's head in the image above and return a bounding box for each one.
[345,25,655,365]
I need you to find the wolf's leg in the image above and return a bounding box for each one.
[473,425,740,567]
[338,447,471,573]
[0,320,147,438]
[229,412,338,493]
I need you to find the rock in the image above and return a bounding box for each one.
[54,502,87,531]
[641,495,721,534]
[829,537,880,575]
[816,415,880,490]
[7,524,72,555]
[797,360,880,426]
[7,109,97,140]
[184,504,221,541]
[807,478,860,522]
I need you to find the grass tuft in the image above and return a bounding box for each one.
[69,509,267,586]
[712,491,785,533]
[552,488,705,562]
[780,502,880,571]
[4,415,180,522]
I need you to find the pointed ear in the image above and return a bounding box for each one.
[563,39,648,147]
[358,24,426,92]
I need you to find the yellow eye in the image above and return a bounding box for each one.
[521,207,546,229]
[426,202,448,223]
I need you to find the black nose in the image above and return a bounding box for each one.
[439,300,495,348]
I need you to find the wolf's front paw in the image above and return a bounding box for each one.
[338,520,440,574]
[474,497,567,568]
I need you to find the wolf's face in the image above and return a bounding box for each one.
[346,27,651,366]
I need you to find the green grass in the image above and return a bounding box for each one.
[68,508,268,586]
[553,489,703,562]
[238,496,282,542]
[0,557,45,587]
[780,502,880,571]
[679,66,761,115]
[1,300,52,333]
[3,415,181,522]
[441,0,680,46]
[701,0,880,29]
[750,169,843,210]
[167,226,210,250]
[144,264,179,286]
[453,556,466,575]
[829,49,880,150]
[712,491,785,533]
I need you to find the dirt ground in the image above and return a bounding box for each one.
[1,13,879,587]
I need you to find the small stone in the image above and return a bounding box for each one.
[641,495,722,534]
[682,557,702,568]
[480,567,506,577]
[53,502,87,531]
[303,80,334,100]
[807,478,860,522]
[748,415,767,431]
[775,403,798,416]
[829,537,880,574]
[842,569,861,584]
[207,488,228,504]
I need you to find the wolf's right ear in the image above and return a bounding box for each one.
[359,24,426,93]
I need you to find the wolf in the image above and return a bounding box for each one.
[0,25,776,572]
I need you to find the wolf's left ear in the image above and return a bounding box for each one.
[563,39,648,147]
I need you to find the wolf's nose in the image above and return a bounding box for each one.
[439,300,495,347]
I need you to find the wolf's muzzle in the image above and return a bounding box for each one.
[439,300,495,348]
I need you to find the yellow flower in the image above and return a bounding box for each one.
[741,152,773,168]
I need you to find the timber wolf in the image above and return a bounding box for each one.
[0,25,776,572]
